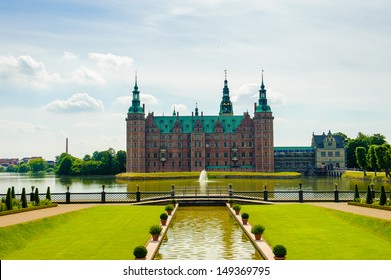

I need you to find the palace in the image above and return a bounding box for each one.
[126,71,274,173]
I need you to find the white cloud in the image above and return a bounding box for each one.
[70,66,107,85]
[171,104,188,115]
[44,93,104,113]
[88,53,133,71]
[115,93,158,106]
[0,119,46,133]
[63,51,77,60]
[232,83,287,106]
[0,55,62,89]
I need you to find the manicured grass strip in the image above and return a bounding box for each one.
[117,171,300,180]
[242,204,391,260]
[0,205,163,260]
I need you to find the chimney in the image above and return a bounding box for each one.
[66,138,69,154]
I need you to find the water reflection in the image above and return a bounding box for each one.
[155,206,263,260]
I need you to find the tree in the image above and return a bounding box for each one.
[56,155,73,175]
[355,147,367,176]
[17,162,30,173]
[379,185,387,206]
[34,188,40,206]
[367,145,379,176]
[28,158,47,173]
[365,185,373,204]
[375,144,391,178]
[116,150,127,173]
[46,186,51,201]
[21,187,28,208]
[5,188,12,210]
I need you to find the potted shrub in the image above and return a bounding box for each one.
[133,245,148,260]
[171,199,177,206]
[251,224,265,240]
[232,204,241,215]
[273,244,287,260]
[160,212,168,226]
[149,225,163,241]
[165,204,174,215]
[241,212,249,225]
[227,199,234,207]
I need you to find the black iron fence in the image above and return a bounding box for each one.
[1,184,389,204]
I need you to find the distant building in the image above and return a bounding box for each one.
[274,147,315,175]
[0,158,19,167]
[126,71,274,173]
[311,131,346,171]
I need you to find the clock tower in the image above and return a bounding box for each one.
[219,70,234,116]
[253,71,274,172]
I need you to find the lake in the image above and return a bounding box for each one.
[0,172,387,194]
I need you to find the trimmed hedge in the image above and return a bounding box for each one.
[0,203,58,216]
[347,202,391,211]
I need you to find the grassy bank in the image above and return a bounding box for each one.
[243,204,391,260]
[0,205,162,260]
[117,171,301,180]
[343,171,391,184]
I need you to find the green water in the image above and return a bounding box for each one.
[0,173,388,194]
[155,206,263,260]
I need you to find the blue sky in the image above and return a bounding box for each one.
[1,0,390,160]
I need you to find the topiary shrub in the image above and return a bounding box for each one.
[46,186,51,201]
[251,224,265,235]
[21,188,28,208]
[160,212,168,220]
[241,212,249,219]
[354,184,360,202]
[379,185,387,206]
[149,225,163,235]
[34,188,40,206]
[365,185,373,204]
[273,244,287,259]
[11,186,16,199]
[5,188,12,210]
[133,246,148,259]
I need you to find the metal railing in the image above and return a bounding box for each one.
[0,184,388,204]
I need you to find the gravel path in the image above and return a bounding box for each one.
[0,204,98,227]
[1,202,390,228]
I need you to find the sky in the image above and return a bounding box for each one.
[1,0,390,161]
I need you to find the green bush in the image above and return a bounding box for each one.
[149,225,162,235]
[233,204,242,211]
[365,185,373,204]
[354,185,360,202]
[21,188,28,208]
[251,224,265,234]
[165,204,174,211]
[34,188,40,206]
[379,186,387,206]
[5,188,12,210]
[133,246,148,259]
[273,244,287,258]
[11,186,16,199]
[241,212,249,219]
[46,186,51,201]
[160,212,168,220]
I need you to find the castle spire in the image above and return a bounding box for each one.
[219,69,233,116]
[128,72,144,114]
[255,70,271,113]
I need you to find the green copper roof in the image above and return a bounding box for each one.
[153,115,245,134]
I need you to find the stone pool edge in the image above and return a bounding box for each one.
[227,204,275,260]
[145,204,178,260]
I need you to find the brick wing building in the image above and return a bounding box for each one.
[126,72,274,173]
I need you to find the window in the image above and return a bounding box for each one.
[335,151,340,157]
[321,152,326,157]
[328,152,333,157]
[241,152,246,157]
[215,152,219,158]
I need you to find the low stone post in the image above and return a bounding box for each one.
[136,185,141,202]
[263,185,268,201]
[66,186,71,204]
[334,184,339,202]
[299,183,303,203]
[101,185,106,203]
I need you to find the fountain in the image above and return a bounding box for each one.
[199,170,208,182]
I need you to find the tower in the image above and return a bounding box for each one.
[219,70,233,116]
[126,74,146,172]
[253,70,274,172]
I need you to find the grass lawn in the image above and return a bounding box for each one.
[0,205,163,260]
[242,204,391,260]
